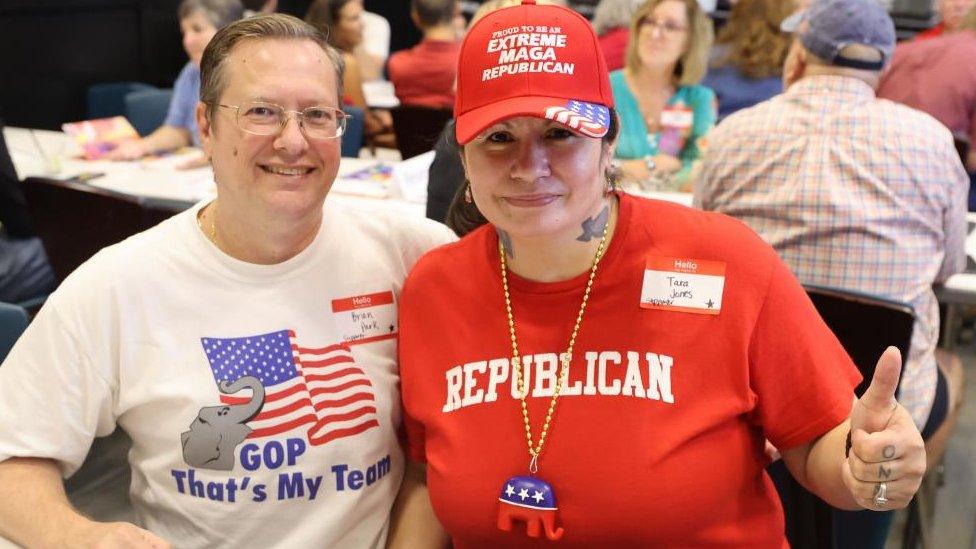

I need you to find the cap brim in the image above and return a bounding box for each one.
[780,10,806,32]
[455,96,610,145]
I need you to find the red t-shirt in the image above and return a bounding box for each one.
[599,27,630,72]
[915,23,945,40]
[877,30,976,146]
[387,38,461,109]
[399,194,860,548]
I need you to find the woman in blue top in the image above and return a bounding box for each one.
[611,0,715,189]
[106,0,243,164]
[701,0,794,121]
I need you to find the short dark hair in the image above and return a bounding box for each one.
[199,14,344,122]
[445,112,621,236]
[412,0,457,28]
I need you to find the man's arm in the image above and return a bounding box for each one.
[386,461,449,549]
[0,457,169,548]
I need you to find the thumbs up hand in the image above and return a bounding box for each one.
[841,346,926,510]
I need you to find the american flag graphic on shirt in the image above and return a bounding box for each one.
[201,330,379,446]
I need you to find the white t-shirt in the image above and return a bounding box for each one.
[0,200,455,548]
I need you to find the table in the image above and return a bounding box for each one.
[4,127,425,215]
[4,127,428,281]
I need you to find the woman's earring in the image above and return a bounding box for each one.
[464,180,473,203]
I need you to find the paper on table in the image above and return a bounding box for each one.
[332,159,392,198]
[391,151,434,204]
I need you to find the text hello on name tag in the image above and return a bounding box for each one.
[330,291,397,346]
[640,257,726,315]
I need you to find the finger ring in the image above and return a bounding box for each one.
[873,481,888,508]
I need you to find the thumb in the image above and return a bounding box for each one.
[852,346,901,433]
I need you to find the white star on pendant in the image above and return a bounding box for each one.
[505,485,515,498]
[518,488,529,501]
[532,490,544,504]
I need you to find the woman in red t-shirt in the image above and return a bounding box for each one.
[388,2,927,547]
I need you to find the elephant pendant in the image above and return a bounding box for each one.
[497,475,564,541]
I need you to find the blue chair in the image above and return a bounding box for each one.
[0,301,29,362]
[87,82,155,120]
[125,88,174,137]
[342,106,365,158]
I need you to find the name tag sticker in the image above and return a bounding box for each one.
[331,291,397,345]
[641,257,726,315]
[660,105,694,130]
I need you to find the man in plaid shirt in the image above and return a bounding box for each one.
[696,2,967,540]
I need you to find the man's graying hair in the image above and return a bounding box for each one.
[199,13,345,122]
[178,0,245,30]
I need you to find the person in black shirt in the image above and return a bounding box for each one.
[0,119,55,304]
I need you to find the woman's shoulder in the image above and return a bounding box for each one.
[609,69,627,87]
[402,226,492,294]
[676,84,716,103]
[624,194,777,267]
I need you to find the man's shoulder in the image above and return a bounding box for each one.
[323,202,456,258]
[873,98,954,142]
[707,96,784,142]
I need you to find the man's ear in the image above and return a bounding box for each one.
[197,101,213,158]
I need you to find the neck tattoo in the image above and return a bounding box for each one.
[577,204,610,242]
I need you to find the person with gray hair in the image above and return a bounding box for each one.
[698,2,967,544]
[106,0,244,165]
[0,13,455,548]
[592,0,643,70]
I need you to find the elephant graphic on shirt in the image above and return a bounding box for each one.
[497,475,564,541]
[181,376,265,471]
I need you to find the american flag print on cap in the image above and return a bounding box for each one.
[201,329,379,446]
[544,101,611,138]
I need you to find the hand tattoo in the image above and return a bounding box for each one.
[882,445,896,459]
[879,464,891,480]
[576,205,609,242]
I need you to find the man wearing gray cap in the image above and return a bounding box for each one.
[696,0,967,544]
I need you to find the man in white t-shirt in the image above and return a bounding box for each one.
[0,14,454,548]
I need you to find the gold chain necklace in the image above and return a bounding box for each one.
[498,218,609,474]
[196,203,217,244]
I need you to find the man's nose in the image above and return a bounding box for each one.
[273,114,309,155]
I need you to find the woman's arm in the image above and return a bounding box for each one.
[781,348,925,511]
[386,461,449,549]
[104,125,192,161]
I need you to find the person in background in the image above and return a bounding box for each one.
[592,0,644,71]
[388,0,460,109]
[611,0,716,190]
[915,0,976,39]
[305,0,393,141]
[702,0,794,120]
[389,2,926,547]
[106,0,244,164]
[878,5,976,206]
[696,1,967,546]
[0,14,454,548]
[0,119,55,305]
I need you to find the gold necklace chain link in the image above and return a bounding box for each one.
[196,203,217,244]
[499,216,610,473]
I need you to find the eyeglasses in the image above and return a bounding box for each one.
[639,18,688,35]
[217,101,348,139]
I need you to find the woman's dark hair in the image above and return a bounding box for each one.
[304,0,355,48]
[444,111,621,236]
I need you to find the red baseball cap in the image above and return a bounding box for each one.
[454,0,614,145]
